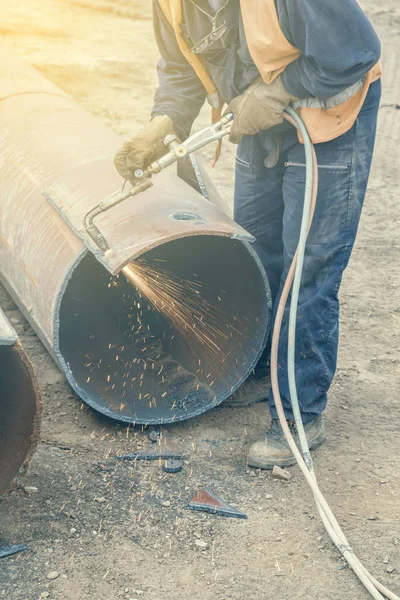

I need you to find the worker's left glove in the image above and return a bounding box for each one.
[227,76,299,144]
[114,115,177,183]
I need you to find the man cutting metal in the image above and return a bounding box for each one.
[114,0,382,470]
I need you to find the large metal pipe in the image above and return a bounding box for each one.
[0,47,271,425]
[0,309,41,494]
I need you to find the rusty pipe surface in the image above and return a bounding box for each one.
[0,47,271,424]
[0,309,41,494]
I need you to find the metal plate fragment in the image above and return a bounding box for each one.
[188,487,247,519]
[116,452,184,462]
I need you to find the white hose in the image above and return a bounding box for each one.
[271,107,400,600]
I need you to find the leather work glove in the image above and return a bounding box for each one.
[114,115,177,183]
[227,76,299,144]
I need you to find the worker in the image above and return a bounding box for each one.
[115,0,382,469]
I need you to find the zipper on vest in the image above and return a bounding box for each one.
[284,162,350,170]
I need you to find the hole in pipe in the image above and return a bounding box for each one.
[58,236,270,424]
[170,212,201,221]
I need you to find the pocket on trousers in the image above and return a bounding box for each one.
[236,155,252,169]
[284,149,352,173]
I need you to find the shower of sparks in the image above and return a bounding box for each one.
[82,258,251,415]
[122,260,243,382]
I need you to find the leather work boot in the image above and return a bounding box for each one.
[247,416,325,470]
[224,373,271,408]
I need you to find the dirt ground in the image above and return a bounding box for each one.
[1,1,400,599]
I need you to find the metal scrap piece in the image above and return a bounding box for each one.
[188,487,247,519]
[116,452,184,462]
[0,545,27,559]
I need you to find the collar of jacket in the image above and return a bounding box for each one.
[157,0,223,109]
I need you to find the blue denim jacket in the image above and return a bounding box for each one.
[152,0,381,140]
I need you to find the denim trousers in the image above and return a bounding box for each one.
[234,80,381,424]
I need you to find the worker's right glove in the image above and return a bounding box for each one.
[227,76,299,144]
[114,115,177,183]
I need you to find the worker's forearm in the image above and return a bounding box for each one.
[151,60,206,140]
[277,0,381,100]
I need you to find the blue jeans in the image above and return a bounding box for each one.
[234,80,381,424]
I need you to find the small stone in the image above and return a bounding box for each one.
[393,538,399,546]
[69,527,77,534]
[63,511,76,519]
[148,430,160,443]
[386,566,395,574]
[94,497,106,504]
[24,486,38,494]
[383,558,389,564]
[47,571,60,580]
[265,494,274,500]
[162,459,182,474]
[69,485,77,492]
[367,516,377,521]
[135,591,144,596]
[195,540,210,551]
[161,501,171,507]
[380,479,389,484]
[249,471,257,477]
[59,412,67,417]
[272,466,292,481]
[40,593,50,599]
